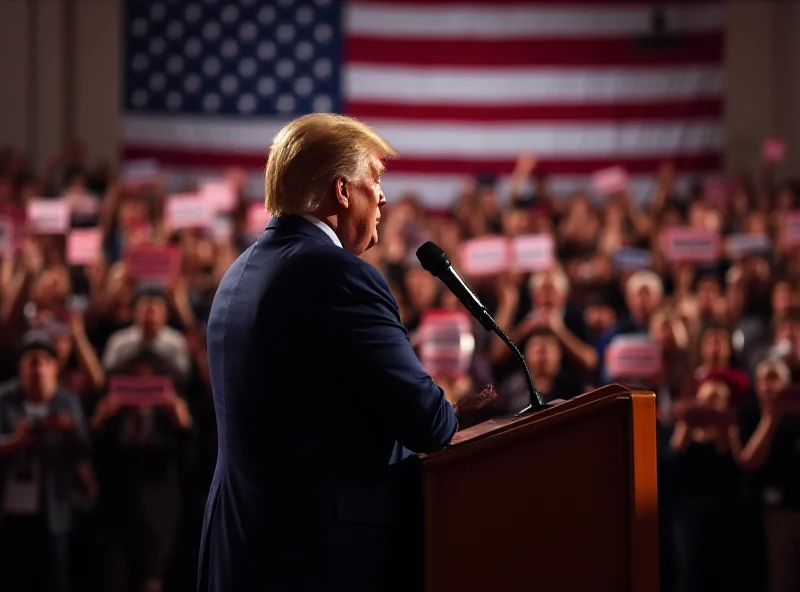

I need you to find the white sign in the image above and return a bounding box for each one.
[166,193,212,229]
[725,233,770,259]
[26,198,70,234]
[200,180,237,213]
[511,234,554,273]
[459,237,509,277]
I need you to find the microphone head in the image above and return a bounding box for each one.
[416,241,450,276]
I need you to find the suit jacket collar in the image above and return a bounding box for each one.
[267,214,339,247]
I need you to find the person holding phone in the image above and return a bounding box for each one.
[0,332,92,592]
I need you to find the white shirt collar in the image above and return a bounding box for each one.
[300,214,342,248]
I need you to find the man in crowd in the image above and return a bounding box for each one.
[0,332,92,592]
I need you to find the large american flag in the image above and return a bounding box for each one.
[122,0,725,206]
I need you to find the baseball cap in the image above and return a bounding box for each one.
[18,330,58,359]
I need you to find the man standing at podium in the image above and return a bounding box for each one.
[198,114,460,592]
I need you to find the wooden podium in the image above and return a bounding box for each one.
[419,384,659,592]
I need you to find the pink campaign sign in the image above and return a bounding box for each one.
[606,337,662,379]
[663,227,720,263]
[591,166,628,196]
[246,203,270,236]
[66,228,103,266]
[200,180,238,214]
[459,237,509,277]
[108,375,172,406]
[124,246,182,281]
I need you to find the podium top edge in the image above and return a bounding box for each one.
[423,383,651,457]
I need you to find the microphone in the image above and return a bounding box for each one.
[416,241,545,413]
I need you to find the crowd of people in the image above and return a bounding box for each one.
[0,140,799,592]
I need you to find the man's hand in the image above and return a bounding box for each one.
[165,391,193,430]
[89,395,121,431]
[451,384,499,417]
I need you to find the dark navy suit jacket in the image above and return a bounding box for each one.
[198,215,458,591]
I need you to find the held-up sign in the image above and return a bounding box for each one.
[246,202,270,236]
[166,193,213,229]
[200,180,237,214]
[762,137,787,163]
[211,215,233,242]
[26,198,70,234]
[606,335,662,380]
[459,236,509,277]
[66,228,103,266]
[511,234,554,273]
[663,227,720,263]
[591,166,628,196]
[124,246,181,281]
[612,248,652,272]
[725,233,771,259]
[108,375,172,406]
[783,212,800,247]
[418,310,475,378]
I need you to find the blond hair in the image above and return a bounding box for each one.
[626,270,663,298]
[264,113,398,216]
[756,358,791,385]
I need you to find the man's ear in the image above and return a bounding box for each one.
[335,177,349,209]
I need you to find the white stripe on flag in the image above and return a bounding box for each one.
[123,115,723,159]
[122,115,284,153]
[345,2,724,39]
[344,65,724,104]
[369,120,723,158]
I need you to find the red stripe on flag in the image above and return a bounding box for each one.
[122,145,720,176]
[345,33,723,67]
[345,99,724,122]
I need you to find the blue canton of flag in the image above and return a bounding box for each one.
[124,0,342,118]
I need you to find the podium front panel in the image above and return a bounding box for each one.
[421,394,637,592]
